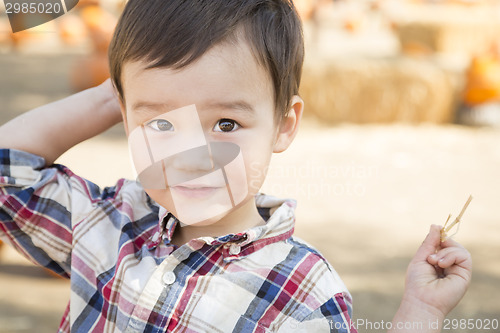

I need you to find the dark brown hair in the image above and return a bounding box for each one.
[108,0,304,121]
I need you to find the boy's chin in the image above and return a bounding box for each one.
[147,188,254,228]
[176,210,231,228]
[165,196,257,229]
[173,199,249,228]
[160,200,238,227]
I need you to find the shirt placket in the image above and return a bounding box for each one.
[124,246,189,332]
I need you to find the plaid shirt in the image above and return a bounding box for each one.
[0,149,357,333]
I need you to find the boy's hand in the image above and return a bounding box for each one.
[390,224,472,332]
[406,224,472,317]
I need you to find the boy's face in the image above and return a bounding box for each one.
[119,37,302,226]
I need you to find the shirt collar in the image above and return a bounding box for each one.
[146,193,297,260]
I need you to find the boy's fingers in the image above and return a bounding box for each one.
[437,253,461,269]
[442,250,472,270]
[440,237,466,250]
[428,247,466,268]
[413,224,442,262]
[428,246,456,261]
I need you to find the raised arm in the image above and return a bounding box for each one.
[0,79,122,166]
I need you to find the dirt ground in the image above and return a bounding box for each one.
[1,52,500,333]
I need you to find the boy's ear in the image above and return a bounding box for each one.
[273,95,304,153]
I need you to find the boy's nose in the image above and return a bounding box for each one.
[170,145,214,172]
[136,142,242,189]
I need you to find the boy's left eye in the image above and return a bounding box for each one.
[213,119,240,132]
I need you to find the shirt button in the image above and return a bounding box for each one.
[162,271,176,285]
[229,243,241,255]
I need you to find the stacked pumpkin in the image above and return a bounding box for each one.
[463,48,500,106]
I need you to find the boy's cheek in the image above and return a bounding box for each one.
[246,159,270,194]
[220,150,248,205]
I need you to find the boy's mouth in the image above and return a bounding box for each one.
[170,185,223,198]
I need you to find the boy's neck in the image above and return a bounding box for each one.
[170,196,265,247]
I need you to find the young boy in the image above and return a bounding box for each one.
[0,0,471,332]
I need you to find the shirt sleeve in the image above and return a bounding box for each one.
[278,292,357,333]
[0,149,93,277]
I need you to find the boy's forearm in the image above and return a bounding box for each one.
[0,80,122,166]
[389,296,444,333]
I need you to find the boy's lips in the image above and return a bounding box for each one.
[170,185,224,198]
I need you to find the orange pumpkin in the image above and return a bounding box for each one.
[8,23,32,48]
[463,53,500,106]
[71,53,110,92]
[58,14,88,46]
[294,0,316,21]
[80,5,117,53]
[343,17,363,33]
[8,15,57,49]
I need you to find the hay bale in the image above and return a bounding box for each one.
[390,3,500,56]
[300,57,454,124]
[395,21,500,56]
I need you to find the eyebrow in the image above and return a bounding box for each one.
[131,101,174,112]
[204,101,255,114]
[131,100,256,115]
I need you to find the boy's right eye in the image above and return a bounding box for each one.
[146,119,174,132]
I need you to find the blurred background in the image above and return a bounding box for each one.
[1,0,500,332]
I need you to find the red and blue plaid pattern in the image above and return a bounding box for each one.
[0,149,357,332]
